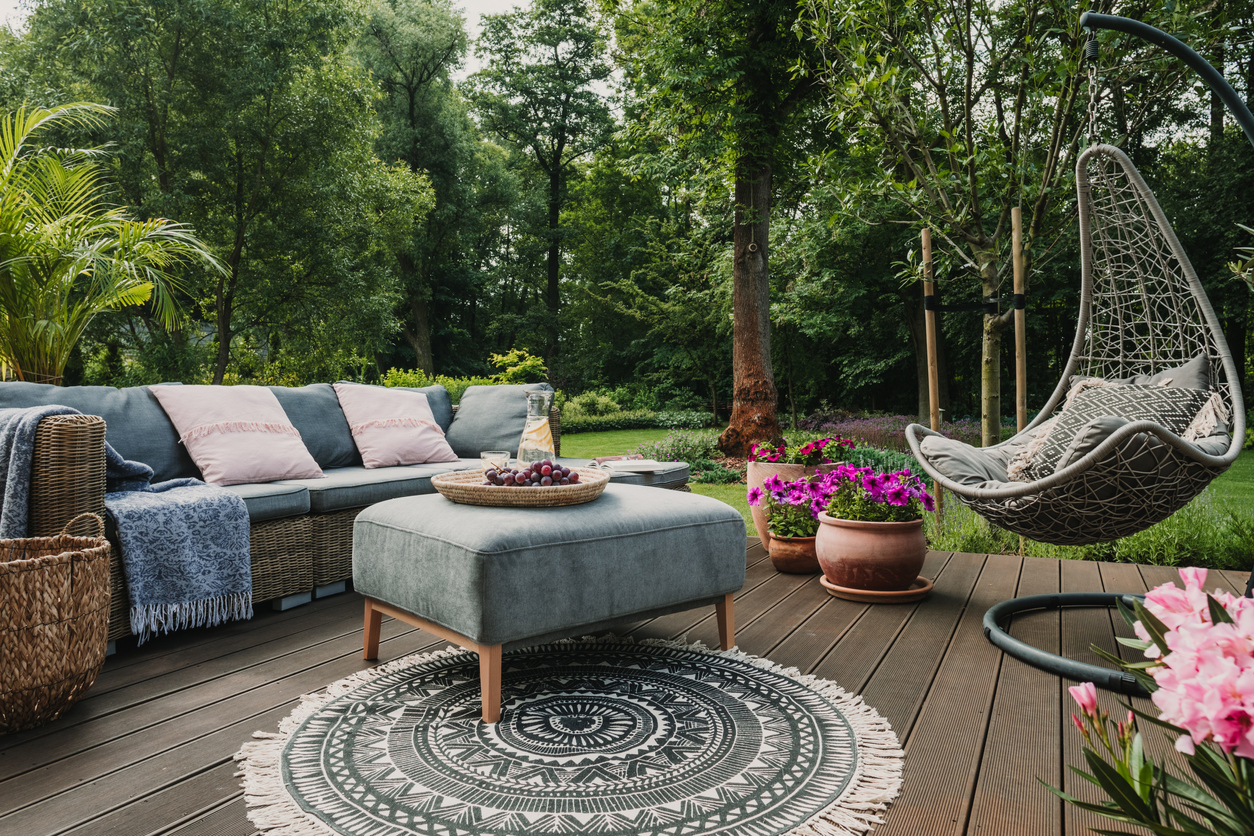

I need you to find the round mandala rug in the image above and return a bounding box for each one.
[235,638,903,836]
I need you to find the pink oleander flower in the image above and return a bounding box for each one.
[1131,567,1254,758]
[1069,682,1098,716]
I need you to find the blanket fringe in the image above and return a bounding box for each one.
[181,421,302,443]
[234,636,903,836]
[349,417,445,437]
[130,591,252,645]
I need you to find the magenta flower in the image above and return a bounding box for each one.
[746,487,763,506]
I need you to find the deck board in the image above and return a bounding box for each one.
[967,556,1061,836]
[0,543,1210,836]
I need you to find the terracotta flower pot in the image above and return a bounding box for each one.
[766,534,820,574]
[815,514,926,591]
[747,461,839,550]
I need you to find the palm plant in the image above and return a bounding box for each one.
[0,103,222,383]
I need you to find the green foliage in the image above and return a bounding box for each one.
[846,446,919,476]
[655,411,712,430]
[925,488,1254,571]
[633,429,721,466]
[565,391,621,418]
[489,349,547,383]
[467,0,613,354]
[561,409,712,434]
[560,410,662,434]
[690,458,743,485]
[380,367,495,403]
[25,0,430,384]
[0,103,222,382]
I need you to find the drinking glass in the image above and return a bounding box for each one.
[480,451,510,473]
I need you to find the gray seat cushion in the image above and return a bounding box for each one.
[445,383,553,457]
[353,483,746,647]
[270,384,360,468]
[224,482,310,522]
[919,435,1014,485]
[552,457,689,489]
[276,462,474,513]
[0,382,197,481]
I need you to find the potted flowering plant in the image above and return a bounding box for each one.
[815,464,935,598]
[746,474,838,573]
[746,435,854,551]
[1051,567,1254,833]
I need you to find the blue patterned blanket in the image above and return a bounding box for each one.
[0,405,252,644]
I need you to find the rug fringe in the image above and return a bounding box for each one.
[234,636,903,836]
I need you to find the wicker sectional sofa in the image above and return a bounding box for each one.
[0,381,561,643]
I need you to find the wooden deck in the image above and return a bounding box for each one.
[2,541,1243,836]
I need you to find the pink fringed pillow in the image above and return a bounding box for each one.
[149,385,323,486]
[332,383,458,468]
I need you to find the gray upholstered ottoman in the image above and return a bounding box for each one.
[354,483,746,722]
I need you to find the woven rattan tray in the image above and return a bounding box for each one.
[431,467,610,507]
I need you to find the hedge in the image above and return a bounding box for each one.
[561,410,713,434]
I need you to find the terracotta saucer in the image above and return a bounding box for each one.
[819,575,934,604]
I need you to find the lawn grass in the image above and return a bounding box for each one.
[689,483,755,536]
[558,428,674,459]
[1212,448,1254,504]
[559,427,756,534]
[564,429,1254,548]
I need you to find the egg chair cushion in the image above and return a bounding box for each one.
[1009,384,1220,483]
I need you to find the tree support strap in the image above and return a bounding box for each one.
[922,296,1017,315]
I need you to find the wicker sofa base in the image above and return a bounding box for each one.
[105,515,316,641]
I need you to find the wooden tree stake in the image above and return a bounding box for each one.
[922,228,942,518]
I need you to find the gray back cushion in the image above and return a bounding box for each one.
[445,383,553,457]
[1072,353,1211,391]
[393,384,454,432]
[270,384,360,468]
[0,382,198,481]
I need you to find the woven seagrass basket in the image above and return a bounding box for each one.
[431,467,609,507]
[0,513,111,734]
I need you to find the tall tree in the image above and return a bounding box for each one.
[26,0,429,384]
[613,0,823,455]
[801,0,1205,445]
[354,0,469,373]
[467,0,614,360]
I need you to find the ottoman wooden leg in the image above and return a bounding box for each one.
[360,597,503,724]
[479,644,502,724]
[716,593,735,650]
[363,599,383,660]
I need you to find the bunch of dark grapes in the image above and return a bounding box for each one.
[483,460,580,487]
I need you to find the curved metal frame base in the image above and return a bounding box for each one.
[983,593,1149,696]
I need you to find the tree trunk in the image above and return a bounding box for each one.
[212,277,233,385]
[977,249,1004,447]
[546,165,561,360]
[402,294,434,375]
[718,157,780,456]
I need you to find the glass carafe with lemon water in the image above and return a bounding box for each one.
[516,391,555,465]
